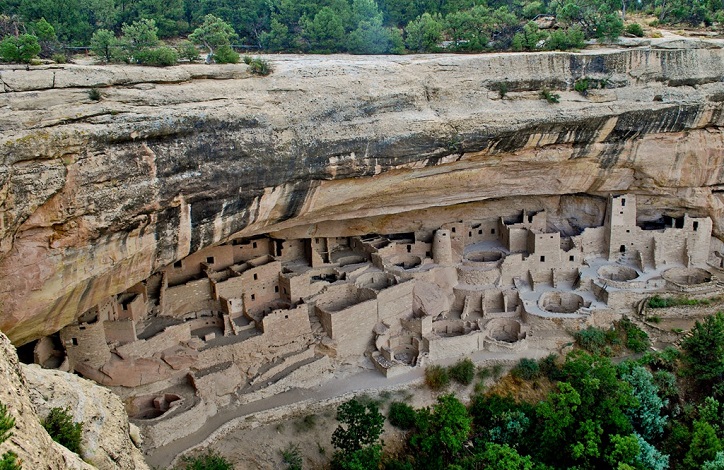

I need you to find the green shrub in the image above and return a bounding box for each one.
[425,365,450,390]
[626,23,645,37]
[546,25,585,51]
[52,53,66,63]
[135,46,178,66]
[648,295,715,309]
[511,358,540,380]
[478,367,492,380]
[281,444,302,470]
[575,326,608,354]
[449,358,475,385]
[248,57,272,75]
[491,363,504,379]
[88,88,102,101]
[42,407,83,454]
[90,29,118,63]
[619,318,650,353]
[538,353,562,380]
[177,450,234,469]
[0,34,41,63]
[647,295,672,308]
[574,78,591,95]
[242,55,252,64]
[388,402,416,430]
[496,81,508,99]
[177,40,200,61]
[540,88,560,104]
[213,44,239,64]
[0,401,20,470]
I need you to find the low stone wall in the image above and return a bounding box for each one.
[427,332,483,361]
[140,398,217,449]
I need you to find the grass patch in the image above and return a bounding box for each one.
[293,414,317,433]
[281,444,303,470]
[511,358,541,380]
[449,358,475,385]
[425,365,450,390]
[486,374,555,404]
[648,295,718,309]
[248,56,272,75]
[88,87,101,101]
[574,319,649,355]
[540,88,560,103]
[574,326,609,355]
[176,450,233,469]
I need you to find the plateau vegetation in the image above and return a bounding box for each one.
[1,0,722,63]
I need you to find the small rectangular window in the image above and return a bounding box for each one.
[694,221,699,231]
[174,260,182,268]
[478,230,483,235]
[253,273,258,280]
[206,256,215,264]
[71,338,78,346]
[251,294,255,301]
[569,255,575,261]
[468,232,472,237]
[275,286,279,293]
[253,242,257,248]
[622,198,626,206]
[451,227,456,233]
[491,229,495,234]
[540,256,545,262]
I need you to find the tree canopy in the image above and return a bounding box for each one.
[4,0,719,60]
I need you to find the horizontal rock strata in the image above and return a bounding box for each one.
[3,43,724,343]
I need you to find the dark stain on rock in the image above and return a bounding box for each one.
[279,180,318,223]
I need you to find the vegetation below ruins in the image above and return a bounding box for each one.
[2,0,724,64]
[255,311,724,470]
[174,450,234,470]
[648,295,721,309]
[574,317,650,356]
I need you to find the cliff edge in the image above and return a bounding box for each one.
[0,331,148,469]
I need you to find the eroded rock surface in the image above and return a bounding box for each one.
[0,332,96,469]
[23,363,150,470]
[4,45,724,343]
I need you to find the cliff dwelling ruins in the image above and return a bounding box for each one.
[23,194,723,447]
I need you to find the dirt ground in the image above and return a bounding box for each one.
[202,377,487,469]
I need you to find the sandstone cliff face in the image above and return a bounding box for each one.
[23,364,150,470]
[3,43,724,343]
[0,331,146,469]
